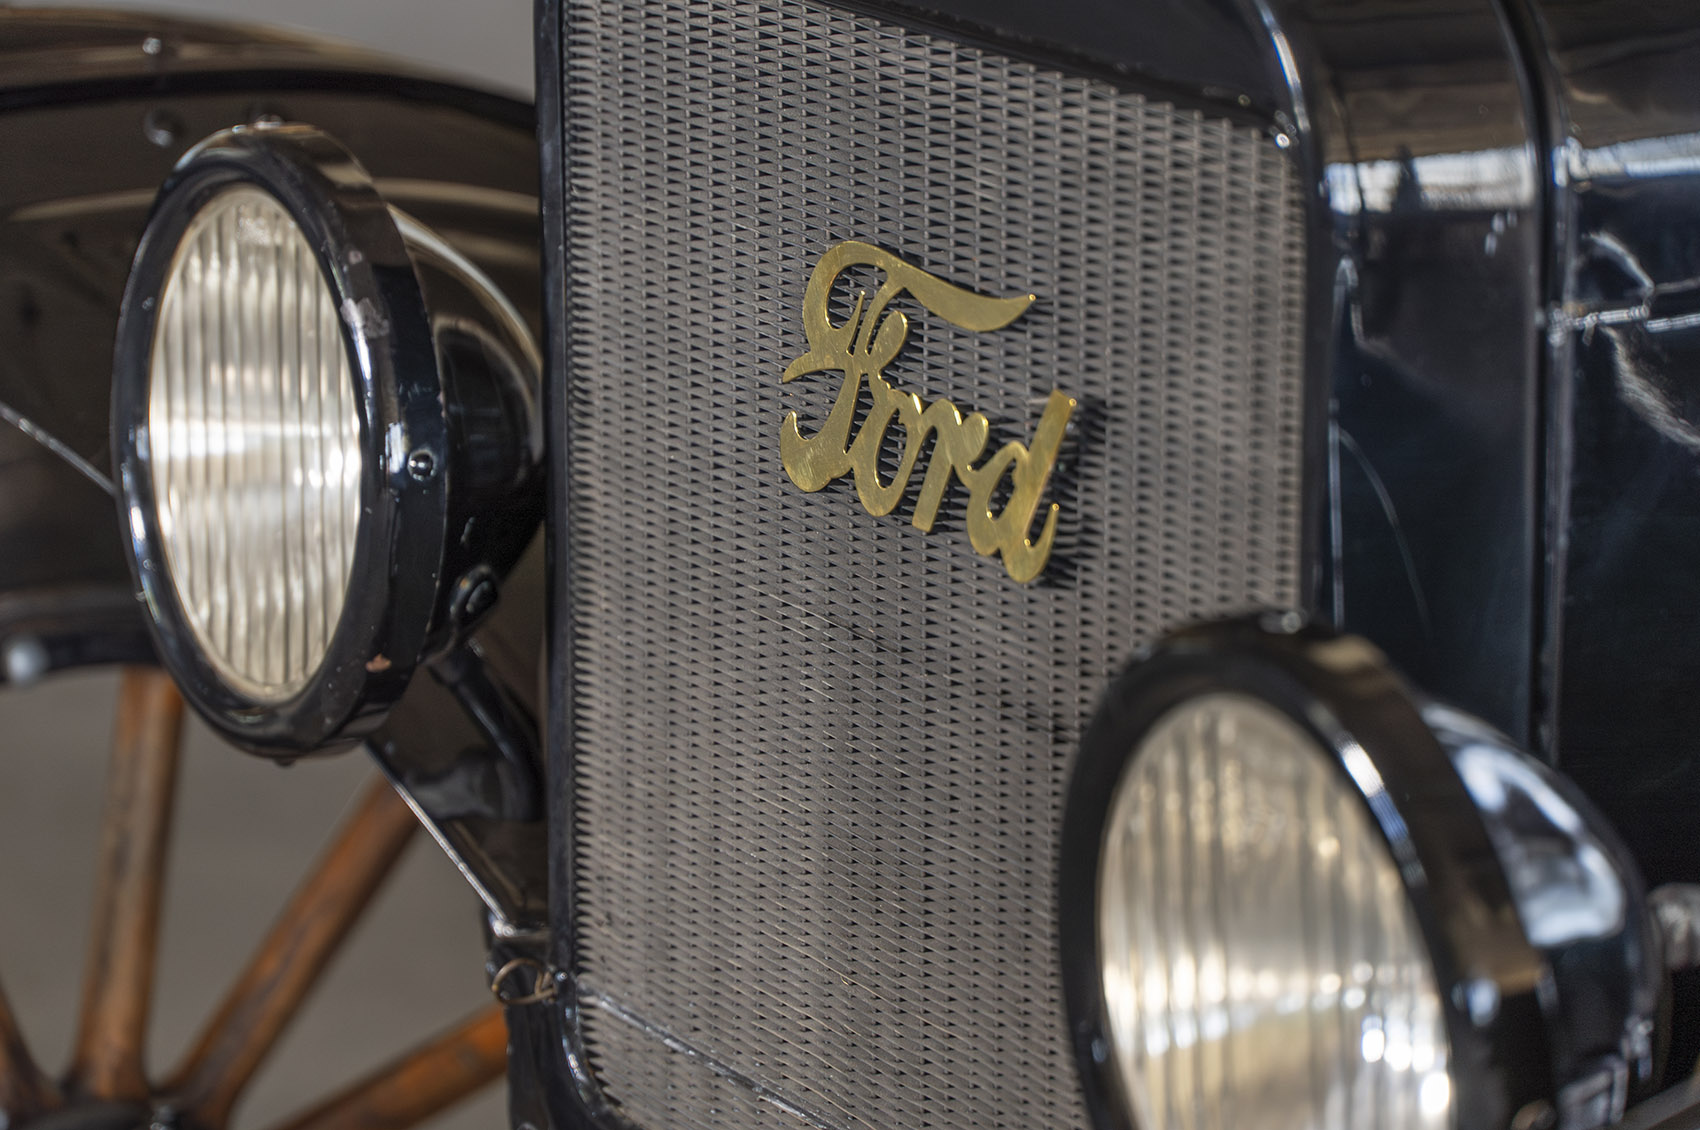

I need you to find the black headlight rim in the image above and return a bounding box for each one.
[1059,615,1559,1130]
[111,122,449,754]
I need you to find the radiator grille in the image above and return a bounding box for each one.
[557,3,1307,1128]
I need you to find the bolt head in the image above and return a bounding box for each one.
[2,635,49,685]
[463,579,498,621]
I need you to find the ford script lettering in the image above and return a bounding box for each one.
[779,240,1076,583]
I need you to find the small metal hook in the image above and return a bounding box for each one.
[490,956,558,1006]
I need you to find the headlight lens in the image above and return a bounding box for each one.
[1097,692,1451,1129]
[147,184,361,702]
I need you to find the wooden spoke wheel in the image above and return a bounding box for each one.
[0,667,507,1130]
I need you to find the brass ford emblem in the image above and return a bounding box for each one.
[780,240,1075,583]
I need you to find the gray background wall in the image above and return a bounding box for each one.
[0,4,536,1130]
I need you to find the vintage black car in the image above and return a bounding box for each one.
[2,3,1699,1130]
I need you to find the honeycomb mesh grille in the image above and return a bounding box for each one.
[558,3,1307,1128]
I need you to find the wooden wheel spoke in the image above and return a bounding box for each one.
[261,1007,507,1130]
[69,667,185,1101]
[0,975,58,1119]
[167,777,420,1130]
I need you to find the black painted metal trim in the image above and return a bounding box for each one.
[0,69,531,126]
[534,0,639,1121]
[1292,0,1548,750]
[1492,0,1572,760]
[807,0,1281,127]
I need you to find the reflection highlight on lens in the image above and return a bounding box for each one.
[1097,693,1451,1130]
[146,184,361,703]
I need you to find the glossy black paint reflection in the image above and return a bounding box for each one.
[825,0,1278,120]
[407,224,547,653]
[0,418,148,683]
[372,532,549,931]
[1424,702,1665,1120]
[1282,0,1547,750]
[370,656,550,930]
[1524,0,1700,876]
[427,646,543,824]
[0,9,530,123]
[1505,0,1700,1083]
[1620,1076,1700,1130]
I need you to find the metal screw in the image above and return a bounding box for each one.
[1454,978,1501,1026]
[453,567,499,624]
[243,102,288,127]
[1511,1100,1556,1130]
[1651,883,1700,970]
[2,635,49,686]
[406,449,436,481]
[142,108,183,149]
[1262,610,1305,635]
[463,579,498,622]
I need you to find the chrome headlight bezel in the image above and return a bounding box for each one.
[112,123,450,753]
[1060,617,1660,1130]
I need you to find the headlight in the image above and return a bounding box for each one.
[113,123,542,754]
[1096,692,1451,1128]
[1061,618,1663,1130]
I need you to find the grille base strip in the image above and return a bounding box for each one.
[579,985,856,1130]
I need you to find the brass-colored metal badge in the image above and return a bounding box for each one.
[780,240,1075,583]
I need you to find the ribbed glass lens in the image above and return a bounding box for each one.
[147,185,361,702]
[1098,693,1451,1130]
